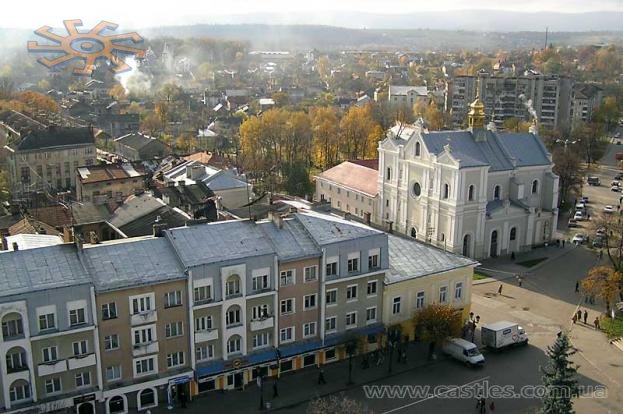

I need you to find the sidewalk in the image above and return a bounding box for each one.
[153,342,434,413]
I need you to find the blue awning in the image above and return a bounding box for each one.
[324,323,385,347]
[248,348,277,365]
[279,339,323,358]
[196,360,226,378]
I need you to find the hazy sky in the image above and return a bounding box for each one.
[3,0,623,28]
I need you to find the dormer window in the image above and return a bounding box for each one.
[531,180,539,194]
[443,184,450,199]
[468,185,474,201]
[494,185,501,200]
[415,142,421,156]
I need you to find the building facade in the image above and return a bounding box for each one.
[76,163,146,204]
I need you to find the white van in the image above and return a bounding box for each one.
[442,338,485,367]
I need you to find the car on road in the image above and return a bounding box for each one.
[604,205,615,213]
[612,186,621,192]
[481,321,529,350]
[581,196,589,203]
[575,202,587,210]
[588,176,601,186]
[442,338,484,367]
[593,237,605,248]
[572,234,587,245]
[616,132,621,138]
[615,173,623,181]
[568,219,579,228]
[611,181,621,187]
[573,211,584,221]
[596,227,607,237]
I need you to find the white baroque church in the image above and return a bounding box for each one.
[377,93,559,259]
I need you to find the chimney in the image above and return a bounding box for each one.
[153,222,167,237]
[364,212,371,225]
[11,242,18,251]
[268,211,284,229]
[63,226,74,243]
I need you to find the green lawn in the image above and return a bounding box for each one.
[516,257,548,268]
[473,272,489,281]
[601,314,623,340]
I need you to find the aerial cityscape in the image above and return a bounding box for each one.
[0,1,622,413]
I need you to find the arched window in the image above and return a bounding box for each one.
[443,184,450,199]
[108,395,126,414]
[9,380,30,402]
[510,227,517,241]
[532,180,539,194]
[468,185,474,201]
[415,142,421,156]
[463,234,471,257]
[2,313,23,340]
[227,335,242,354]
[225,275,241,297]
[410,228,417,238]
[386,167,391,181]
[5,347,27,372]
[138,388,156,409]
[494,185,501,200]
[226,306,242,327]
[440,233,445,242]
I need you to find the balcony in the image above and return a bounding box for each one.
[250,316,274,332]
[130,310,157,326]
[132,341,159,357]
[38,360,67,376]
[195,329,219,343]
[68,353,96,370]
[6,368,30,383]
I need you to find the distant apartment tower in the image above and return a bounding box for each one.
[446,72,574,129]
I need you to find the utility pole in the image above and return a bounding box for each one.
[544,27,549,50]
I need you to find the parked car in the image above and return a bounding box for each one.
[593,237,605,248]
[572,234,587,245]
[442,338,485,367]
[596,227,607,237]
[612,186,621,192]
[611,181,621,187]
[581,196,589,203]
[604,205,615,213]
[568,219,579,228]
[615,173,623,181]
[573,211,584,221]
[588,176,601,186]
[575,202,586,210]
[481,321,529,350]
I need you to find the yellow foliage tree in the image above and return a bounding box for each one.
[311,106,339,169]
[582,266,623,306]
[339,104,382,160]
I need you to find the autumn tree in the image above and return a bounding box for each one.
[16,91,59,113]
[551,148,584,206]
[502,117,532,133]
[175,133,199,154]
[590,213,623,274]
[413,303,462,355]
[108,83,127,101]
[311,106,339,169]
[339,105,382,160]
[140,112,162,136]
[582,266,623,309]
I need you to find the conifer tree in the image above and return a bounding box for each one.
[540,333,579,414]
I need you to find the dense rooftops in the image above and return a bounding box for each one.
[16,126,94,151]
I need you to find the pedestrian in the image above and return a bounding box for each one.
[479,397,487,414]
[588,213,591,220]
[489,401,496,411]
[517,275,523,287]
[577,310,582,321]
[572,314,577,324]
[273,380,279,398]
[498,284,503,295]
[562,239,565,248]
[583,310,588,324]
[594,317,600,330]
[318,368,326,384]
[575,281,580,293]
[179,390,187,408]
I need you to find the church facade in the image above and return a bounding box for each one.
[377,95,559,259]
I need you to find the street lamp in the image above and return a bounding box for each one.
[555,138,579,152]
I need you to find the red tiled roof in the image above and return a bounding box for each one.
[349,159,379,170]
[316,161,379,197]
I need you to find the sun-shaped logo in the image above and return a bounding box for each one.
[27,19,145,76]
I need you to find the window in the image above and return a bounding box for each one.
[304,294,316,310]
[346,312,357,328]
[132,295,152,314]
[325,316,337,332]
[39,313,55,331]
[510,227,517,241]
[304,266,317,282]
[104,334,119,350]
[279,270,295,286]
[9,382,30,402]
[194,285,212,303]
[326,289,337,305]
[195,344,214,362]
[139,389,156,408]
[45,378,61,394]
[280,327,294,343]
[347,256,359,273]
[6,349,26,372]
[226,307,242,326]
[415,141,421,156]
[326,260,338,277]
[443,183,450,199]
[73,340,88,356]
[164,291,182,308]
[346,285,358,301]
[303,322,317,337]
[366,307,377,323]
[455,282,463,300]
[133,327,155,346]
[195,315,212,331]
[252,274,269,291]
[165,322,184,338]
[412,182,421,197]
[468,184,474,201]
[368,253,379,270]
[101,303,117,320]
[42,346,58,362]
[227,336,241,354]
[367,280,378,296]
[325,348,336,360]
[69,308,86,326]
[252,304,270,320]
[532,180,539,194]
[75,371,91,387]
[386,167,391,181]
[494,185,500,200]
[416,291,425,309]
[2,316,23,338]
[226,276,241,297]
[392,297,401,314]
[280,299,294,315]
[252,332,270,349]
[166,352,185,368]
[439,286,448,303]
[106,365,121,382]
[135,357,156,375]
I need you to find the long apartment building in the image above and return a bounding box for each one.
[0,210,475,413]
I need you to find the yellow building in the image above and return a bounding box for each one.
[382,234,478,340]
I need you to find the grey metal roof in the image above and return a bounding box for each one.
[0,244,91,297]
[165,220,275,267]
[385,234,478,284]
[294,211,383,246]
[258,218,320,261]
[497,133,551,167]
[83,237,185,291]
